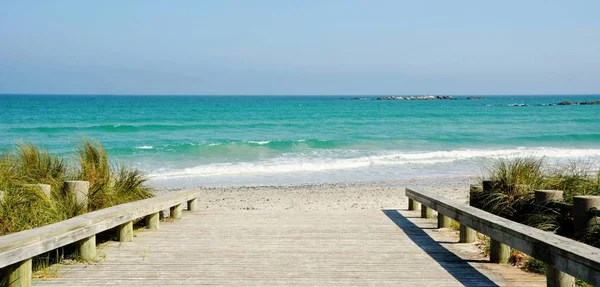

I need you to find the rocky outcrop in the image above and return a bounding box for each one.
[556,100,600,106]
[375,95,454,101]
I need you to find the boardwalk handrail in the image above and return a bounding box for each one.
[405,188,600,286]
[0,187,200,284]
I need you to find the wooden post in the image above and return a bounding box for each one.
[482,180,496,192]
[573,196,600,234]
[534,190,563,204]
[79,235,96,261]
[118,221,133,242]
[145,212,160,229]
[421,205,433,219]
[490,239,510,263]
[437,214,451,228]
[64,181,90,211]
[408,198,420,211]
[26,184,51,198]
[459,224,476,243]
[5,258,32,287]
[546,266,575,287]
[187,198,198,211]
[534,190,574,286]
[170,204,183,219]
[459,189,477,243]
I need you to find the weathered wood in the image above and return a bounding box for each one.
[187,198,198,211]
[118,221,133,242]
[5,258,31,287]
[546,265,575,287]
[534,190,563,204]
[145,212,160,230]
[26,184,51,198]
[408,198,420,210]
[482,180,497,192]
[437,214,451,228]
[420,205,433,219]
[405,188,600,286]
[547,265,575,287]
[78,235,96,261]
[0,188,201,268]
[534,191,575,285]
[573,196,600,234]
[33,210,546,286]
[63,181,89,211]
[490,239,510,264]
[170,204,183,219]
[459,224,476,243]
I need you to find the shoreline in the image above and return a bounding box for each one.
[153,176,476,210]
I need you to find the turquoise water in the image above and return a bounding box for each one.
[1,95,599,187]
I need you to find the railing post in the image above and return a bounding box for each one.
[534,190,563,204]
[482,180,496,193]
[408,198,420,211]
[4,258,32,287]
[573,196,600,234]
[534,190,574,286]
[420,205,433,219]
[78,235,96,261]
[64,181,90,212]
[489,239,510,263]
[145,212,160,229]
[459,224,476,243]
[546,266,575,287]
[170,204,183,219]
[26,184,51,198]
[187,198,198,211]
[118,221,134,242]
[458,189,477,243]
[437,214,451,228]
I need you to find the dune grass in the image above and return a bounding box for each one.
[0,140,153,236]
[0,140,153,278]
[474,156,600,280]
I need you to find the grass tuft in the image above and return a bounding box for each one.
[0,140,153,235]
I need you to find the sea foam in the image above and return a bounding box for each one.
[148,147,600,180]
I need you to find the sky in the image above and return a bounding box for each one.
[1,1,599,95]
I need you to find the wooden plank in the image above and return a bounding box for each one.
[34,210,545,286]
[405,188,600,286]
[0,189,201,268]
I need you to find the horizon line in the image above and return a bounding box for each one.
[1,93,600,97]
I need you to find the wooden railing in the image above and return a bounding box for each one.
[406,188,600,287]
[0,184,200,287]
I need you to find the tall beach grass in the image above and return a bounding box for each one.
[0,140,153,235]
[473,156,599,281]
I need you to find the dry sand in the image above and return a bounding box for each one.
[158,176,476,210]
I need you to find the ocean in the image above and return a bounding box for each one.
[1,95,599,188]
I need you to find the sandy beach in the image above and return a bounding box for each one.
[157,176,475,211]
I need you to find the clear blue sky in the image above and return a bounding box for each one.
[1,1,599,95]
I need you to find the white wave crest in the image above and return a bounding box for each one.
[148,147,600,180]
[246,140,271,145]
[135,145,153,149]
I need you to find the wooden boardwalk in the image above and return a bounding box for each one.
[34,209,544,286]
